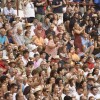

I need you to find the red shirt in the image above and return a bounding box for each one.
[87,62,94,69]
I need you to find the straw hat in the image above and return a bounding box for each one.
[92,14,98,17]
[25,23,32,27]
[34,85,43,93]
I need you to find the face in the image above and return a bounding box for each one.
[17,29,22,35]
[7,94,13,100]
[24,53,29,58]
[0,29,6,36]
[12,86,18,93]
[81,96,87,100]
[54,85,59,93]
[95,69,99,75]
[50,77,55,84]
[28,93,35,100]
[77,88,83,95]
[92,88,98,95]
[18,93,25,100]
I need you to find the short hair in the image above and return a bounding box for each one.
[25,61,33,67]
[0,75,8,83]
[57,67,64,74]
[23,49,29,55]
[91,86,97,91]
[4,92,11,99]
[64,96,72,100]
[10,83,18,89]
[32,69,39,76]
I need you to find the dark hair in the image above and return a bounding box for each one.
[10,83,18,89]
[32,69,39,76]
[23,49,29,55]
[25,31,29,36]
[0,75,8,83]
[4,92,11,99]
[57,67,64,74]
[52,83,58,92]
[26,61,33,67]
[64,96,72,100]
[91,86,97,91]
[92,68,99,76]
[76,86,83,91]
[50,70,57,77]
[55,78,63,85]
[34,54,39,57]
[23,86,31,96]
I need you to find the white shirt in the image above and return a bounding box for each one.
[23,2,35,18]
[88,92,100,100]
[14,34,25,45]
[74,92,83,100]
[3,7,15,16]
[22,56,29,66]
[30,25,36,37]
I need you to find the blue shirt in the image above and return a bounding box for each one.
[0,35,7,45]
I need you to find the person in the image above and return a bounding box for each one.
[88,86,100,99]
[3,1,15,22]
[52,0,63,24]
[4,92,13,100]
[23,0,35,23]
[34,0,45,22]
[14,28,25,46]
[73,22,86,52]
[0,28,9,49]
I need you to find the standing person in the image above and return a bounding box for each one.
[73,22,86,52]
[23,0,35,23]
[34,0,45,22]
[52,0,63,24]
[3,1,15,23]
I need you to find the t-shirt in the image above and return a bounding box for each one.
[35,1,45,15]
[52,0,63,13]
[0,35,7,45]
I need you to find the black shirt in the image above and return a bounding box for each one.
[34,1,45,15]
[52,0,63,13]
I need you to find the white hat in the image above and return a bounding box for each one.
[34,85,43,93]
[27,44,38,51]
[31,45,38,51]
[52,55,60,59]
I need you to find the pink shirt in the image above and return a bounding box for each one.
[45,39,58,56]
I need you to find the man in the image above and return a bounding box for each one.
[10,83,18,100]
[0,28,9,48]
[88,86,100,99]
[16,91,26,100]
[3,1,15,22]
[45,24,55,36]
[35,0,45,22]
[4,92,13,100]
[14,28,25,46]
[22,50,30,66]
[74,86,84,100]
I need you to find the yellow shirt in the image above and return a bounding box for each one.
[34,36,44,47]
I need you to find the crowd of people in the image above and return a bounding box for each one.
[0,0,100,100]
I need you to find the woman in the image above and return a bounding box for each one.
[23,0,35,23]
[93,35,100,57]
[24,31,33,46]
[73,22,86,52]
[45,35,60,56]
